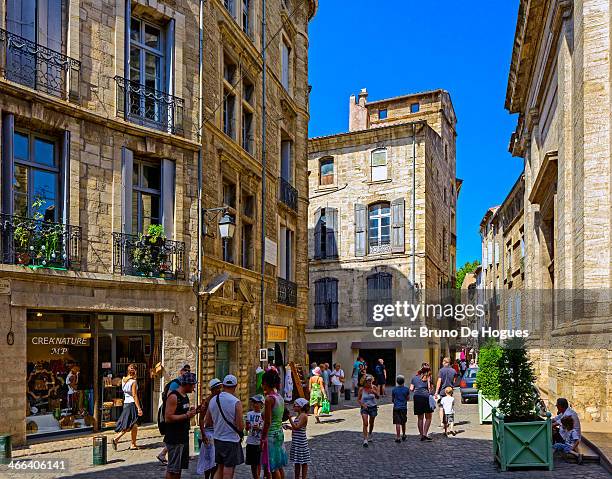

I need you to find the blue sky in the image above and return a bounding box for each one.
[307,1,524,267]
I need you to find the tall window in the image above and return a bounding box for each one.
[281,39,291,91]
[279,225,294,281]
[367,272,392,325]
[130,17,165,119]
[371,149,387,181]
[12,131,59,221]
[242,78,255,154]
[314,207,338,259]
[368,202,391,254]
[314,278,338,329]
[280,138,293,184]
[223,0,235,17]
[242,0,251,36]
[215,341,234,379]
[319,157,334,185]
[241,189,255,270]
[132,159,161,233]
[223,55,237,139]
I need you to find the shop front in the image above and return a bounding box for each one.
[26,311,154,438]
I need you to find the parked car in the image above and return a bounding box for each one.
[460,367,478,403]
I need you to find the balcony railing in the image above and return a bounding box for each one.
[278,177,298,212]
[115,76,184,135]
[0,214,81,270]
[113,232,185,280]
[277,277,297,307]
[0,28,80,100]
[368,237,391,255]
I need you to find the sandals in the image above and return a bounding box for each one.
[128,445,140,450]
[111,439,118,451]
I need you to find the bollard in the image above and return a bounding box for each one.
[92,435,107,466]
[344,388,351,401]
[0,434,11,465]
[193,427,201,453]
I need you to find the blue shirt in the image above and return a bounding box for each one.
[392,386,410,410]
[168,377,181,392]
[410,375,431,397]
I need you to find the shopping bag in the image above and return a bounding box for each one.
[321,399,330,414]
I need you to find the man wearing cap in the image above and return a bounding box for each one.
[204,374,244,478]
[158,365,192,465]
[164,371,198,479]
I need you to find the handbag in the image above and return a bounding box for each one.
[216,394,244,443]
[321,399,330,414]
[428,395,437,411]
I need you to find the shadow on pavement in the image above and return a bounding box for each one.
[64,429,610,479]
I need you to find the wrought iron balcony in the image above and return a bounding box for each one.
[278,177,298,212]
[113,232,185,280]
[368,237,391,255]
[0,214,81,270]
[277,277,297,307]
[115,76,184,134]
[0,28,80,100]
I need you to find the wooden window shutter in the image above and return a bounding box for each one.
[354,203,366,257]
[313,207,322,259]
[391,198,405,253]
[326,207,338,258]
[161,159,176,239]
[121,147,134,234]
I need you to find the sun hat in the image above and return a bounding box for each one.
[208,378,222,390]
[313,367,321,376]
[223,374,238,387]
[250,394,264,403]
[180,371,197,384]
[294,398,309,408]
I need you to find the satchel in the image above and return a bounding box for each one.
[216,394,244,443]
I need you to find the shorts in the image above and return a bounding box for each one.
[214,439,244,468]
[166,442,190,473]
[392,408,407,425]
[553,443,573,454]
[444,413,455,425]
[413,395,433,415]
[360,406,378,417]
[245,443,261,465]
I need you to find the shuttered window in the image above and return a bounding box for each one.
[314,278,338,329]
[371,149,387,181]
[314,207,338,259]
[367,272,392,325]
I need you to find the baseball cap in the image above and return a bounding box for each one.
[250,394,264,403]
[181,364,191,372]
[223,374,238,387]
[180,371,197,385]
[294,398,309,408]
[208,378,222,390]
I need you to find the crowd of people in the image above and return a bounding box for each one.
[106,355,585,477]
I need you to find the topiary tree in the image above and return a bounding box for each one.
[476,339,502,400]
[498,336,538,422]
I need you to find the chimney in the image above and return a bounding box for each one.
[349,88,368,132]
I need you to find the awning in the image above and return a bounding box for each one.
[307,342,337,351]
[351,341,402,350]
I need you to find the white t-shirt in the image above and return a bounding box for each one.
[66,372,78,395]
[246,410,263,445]
[208,391,241,442]
[440,396,455,414]
[554,408,581,440]
[330,369,344,386]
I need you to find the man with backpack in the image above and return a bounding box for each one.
[157,364,191,465]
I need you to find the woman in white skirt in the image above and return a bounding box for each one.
[286,398,311,479]
[112,364,143,450]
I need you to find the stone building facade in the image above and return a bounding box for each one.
[307,89,458,379]
[506,0,611,423]
[0,0,316,444]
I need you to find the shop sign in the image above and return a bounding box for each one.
[267,325,287,342]
[30,335,91,356]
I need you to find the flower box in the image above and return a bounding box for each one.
[492,408,553,471]
[478,390,500,424]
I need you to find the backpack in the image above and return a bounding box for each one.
[157,378,180,435]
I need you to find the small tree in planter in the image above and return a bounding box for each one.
[476,339,502,423]
[492,337,553,471]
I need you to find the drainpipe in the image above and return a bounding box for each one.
[259,0,267,352]
[124,0,131,121]
[411,123,417,296]
[195,0,205,401]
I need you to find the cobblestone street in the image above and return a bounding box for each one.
[3,395,608,479]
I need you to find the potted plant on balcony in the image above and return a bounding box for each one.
[13,219,33,265]
[492,337,553,471]
[131,225,168,277]
[476,339,502,423]
[146,224,166,246]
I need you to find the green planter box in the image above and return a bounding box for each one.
[492,409,553,471]
[478,391,500,424]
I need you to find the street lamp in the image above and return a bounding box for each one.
[218,213,236,240]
